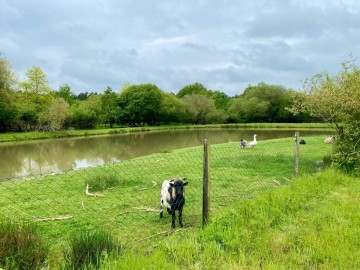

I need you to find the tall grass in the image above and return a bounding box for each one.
[65,230,121,270]
[86,173,122,192]
[0,220,49,270]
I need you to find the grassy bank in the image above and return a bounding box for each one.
[0,123,332,143]
[0,135,337,268]
[102,168,360,269]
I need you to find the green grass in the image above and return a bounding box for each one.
[0,220,49,270]
[99,169,360,269]
[65,230,121,270]
[0,123,332,143]
[0,135,337,268]
[86,172,123,192]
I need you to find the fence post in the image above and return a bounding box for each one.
[203,139,210,227]
[294,132,299,177]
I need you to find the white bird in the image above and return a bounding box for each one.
[248,134,257,148]
[324,136,335,144]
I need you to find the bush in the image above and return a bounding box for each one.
[0,220,49,270]
[333,122,360,175]
[65,230,120,269]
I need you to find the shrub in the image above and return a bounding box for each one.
[0,220,49,270]
[65,230,120,269]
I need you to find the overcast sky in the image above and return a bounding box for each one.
[1,0,360,96]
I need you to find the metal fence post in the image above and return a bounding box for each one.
[203,139,210,227]
[295,132,299,177]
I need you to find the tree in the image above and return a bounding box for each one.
[0,53,18,90]
[68,101,98,129]
[23,66,51,93]
[0,88,17,132]
[177,82,209,98]
[84,94,102,115]
[39,97,69,131]
[0,55,18,132]
[56,84,76,105]
[209,90,230,111]
[101,86,120,128]
[159,93,187,124]
[289,61,360,174]
[228,83,295,123]
[119,84,163,126]
[228,96,269,123]
[183,94,225,124]
[14,91,53,131]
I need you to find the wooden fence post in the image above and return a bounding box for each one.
[203,139,210,227]
[295,132,299,177]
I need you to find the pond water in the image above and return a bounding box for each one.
[0,128,333,179]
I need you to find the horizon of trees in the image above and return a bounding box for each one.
[0,53,312,133]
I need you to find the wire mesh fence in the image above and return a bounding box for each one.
[0,134,333,267]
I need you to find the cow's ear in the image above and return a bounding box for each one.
[183,182,189,186]
[169,182,174,187]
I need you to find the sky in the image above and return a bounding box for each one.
[1,0,360,96]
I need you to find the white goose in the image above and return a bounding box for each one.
[248,134,257,148]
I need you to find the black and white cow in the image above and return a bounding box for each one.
[160,177,188,228]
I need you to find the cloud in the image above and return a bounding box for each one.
[1,0,360,96]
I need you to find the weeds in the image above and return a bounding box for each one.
[0,220,48,270]
[86,173,122,192]
[65,230,121,269]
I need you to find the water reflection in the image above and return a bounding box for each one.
[0,129,333,179]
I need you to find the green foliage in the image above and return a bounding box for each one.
[228,83,297,123]
[177,83,230,117]
[68,101,99,129]
[290,61,360,174]
[333,121,360,175]
[0,88,17,132]
[14,104,38,131]
[39,97,69,131]
[0,220,49,270]
[0,53,18,91]
[119,84,163,126]
[159,92,187,124]
[56,84,76,105]
[101,86,121,128]
[76,91,99,101]
[0,55,18,132]
[183,94,226,124]
[23,65,51,94]
[209,90,230,111]
[176,82,208,98]
[65,230,121,270]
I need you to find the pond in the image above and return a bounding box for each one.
[0,128,333,179]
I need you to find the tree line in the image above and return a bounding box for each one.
[0,55,311,132]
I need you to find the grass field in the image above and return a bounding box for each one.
[0,135,338,268]
[102,168,360,270]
